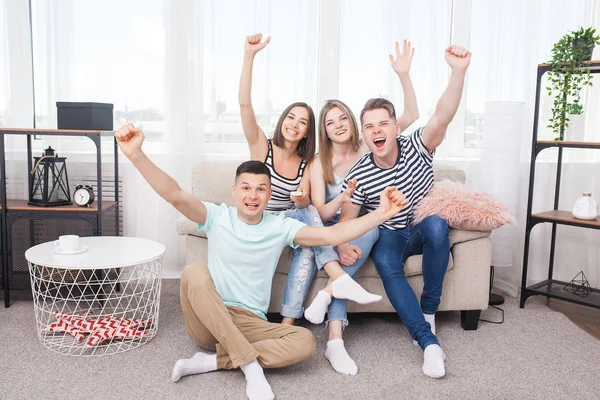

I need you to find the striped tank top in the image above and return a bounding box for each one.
[264,140,307,213]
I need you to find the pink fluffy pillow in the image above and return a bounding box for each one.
[414,180,515,231]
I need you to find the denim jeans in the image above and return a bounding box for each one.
[280,206,340,319]
[371,215,450,350]
[325,214,379,327]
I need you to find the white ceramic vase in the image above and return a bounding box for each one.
[565,113,585,142]
[572,192,598,220]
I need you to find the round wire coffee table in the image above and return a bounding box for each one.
[25,236,165,356]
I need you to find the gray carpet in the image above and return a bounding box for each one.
[1,280,599,400]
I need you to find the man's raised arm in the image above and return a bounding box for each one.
[115,124,207,225]
[421,45,471,152]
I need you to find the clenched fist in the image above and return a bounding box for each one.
[245,33,271,56]
[115,123,145,159]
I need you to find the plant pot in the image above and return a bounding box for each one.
[572,39,594,61]
[565,113,585,142]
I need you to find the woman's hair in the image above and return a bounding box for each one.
[318,100,360,184]
[272,102,316,162]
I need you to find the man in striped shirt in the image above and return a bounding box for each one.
[339,45,471,379]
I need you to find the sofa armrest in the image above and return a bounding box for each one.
[176,217,207,238]
[449,229,491,247]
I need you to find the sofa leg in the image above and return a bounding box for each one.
[461,310,481,331]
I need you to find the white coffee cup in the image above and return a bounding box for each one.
[55,235,80,251]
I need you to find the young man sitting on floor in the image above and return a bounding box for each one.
[115,123,409,400]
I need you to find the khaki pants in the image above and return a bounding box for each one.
[180,262,316,370]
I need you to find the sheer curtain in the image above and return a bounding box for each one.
[465,0,600,296]
[3,0,600,287]
[21,0,319,276]
[338,0,452,133]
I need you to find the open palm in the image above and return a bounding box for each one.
[339,178,357,204]
[389,39,415,75]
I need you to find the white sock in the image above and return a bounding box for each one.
[424,313,436,335]
[325,339,358,376]
[171,352,217,382]
[422,344,446,379]
[414,313,436,346]
[304,290,331,324]
[331,274,382,305]
[240,359,274,400]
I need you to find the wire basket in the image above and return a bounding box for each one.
[28,258,163,356]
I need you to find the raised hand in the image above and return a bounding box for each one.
[244,33,271,56]
[377,187,408,217]
[339,178,357,205]
[389,39,415,75]
[115,123,145,159]
[445,45,471,71]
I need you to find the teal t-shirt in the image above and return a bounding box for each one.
[198,202,305,319]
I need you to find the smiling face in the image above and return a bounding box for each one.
[280,106,309,143]
[272,102,316,162]
[361,108,400,166]
[232,173,272,223]
[324,106,354,145]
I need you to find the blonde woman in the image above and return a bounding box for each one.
[301,40,419,375]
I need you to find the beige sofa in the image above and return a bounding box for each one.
[176,161,492,330]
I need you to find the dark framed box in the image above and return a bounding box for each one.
[57,102,114,130]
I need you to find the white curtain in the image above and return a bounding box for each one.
[2,0,600,289]
[19,0,319,277]
[466,0,600,296]
[338,0,452,131]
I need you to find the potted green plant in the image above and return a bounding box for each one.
[546,27,600,141]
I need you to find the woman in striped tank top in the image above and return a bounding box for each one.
[303,42,418,376]
[240,33,383,325]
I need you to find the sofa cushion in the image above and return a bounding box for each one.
[190,161,465,207]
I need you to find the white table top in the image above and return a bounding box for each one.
[24,236,166,270]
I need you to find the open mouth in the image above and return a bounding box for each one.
[286,128,299,136]
[373,137,386,149]
[245,203,259,211]
[335,129,347,136]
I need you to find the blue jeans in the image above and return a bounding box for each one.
[371,215,450,350]
[325,215,379,327]
[280,206,340,319]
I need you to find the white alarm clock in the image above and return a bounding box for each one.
[73,184,95,207]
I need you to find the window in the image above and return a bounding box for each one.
[464,0,597,148]
[3,0,599,156]
[338,0,452,133]
[30,0,164,142]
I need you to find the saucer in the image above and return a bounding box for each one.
[53,245,88,255]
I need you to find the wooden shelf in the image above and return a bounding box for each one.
[537,140,600,149]
[0,128,114,137]
[5,200,117,212]
[531,210,600,228]
[538,60,600,71]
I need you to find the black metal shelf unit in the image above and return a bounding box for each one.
[0,128,120,307]
[520,61,600,310]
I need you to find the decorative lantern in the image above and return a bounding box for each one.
[28,146,72,206]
